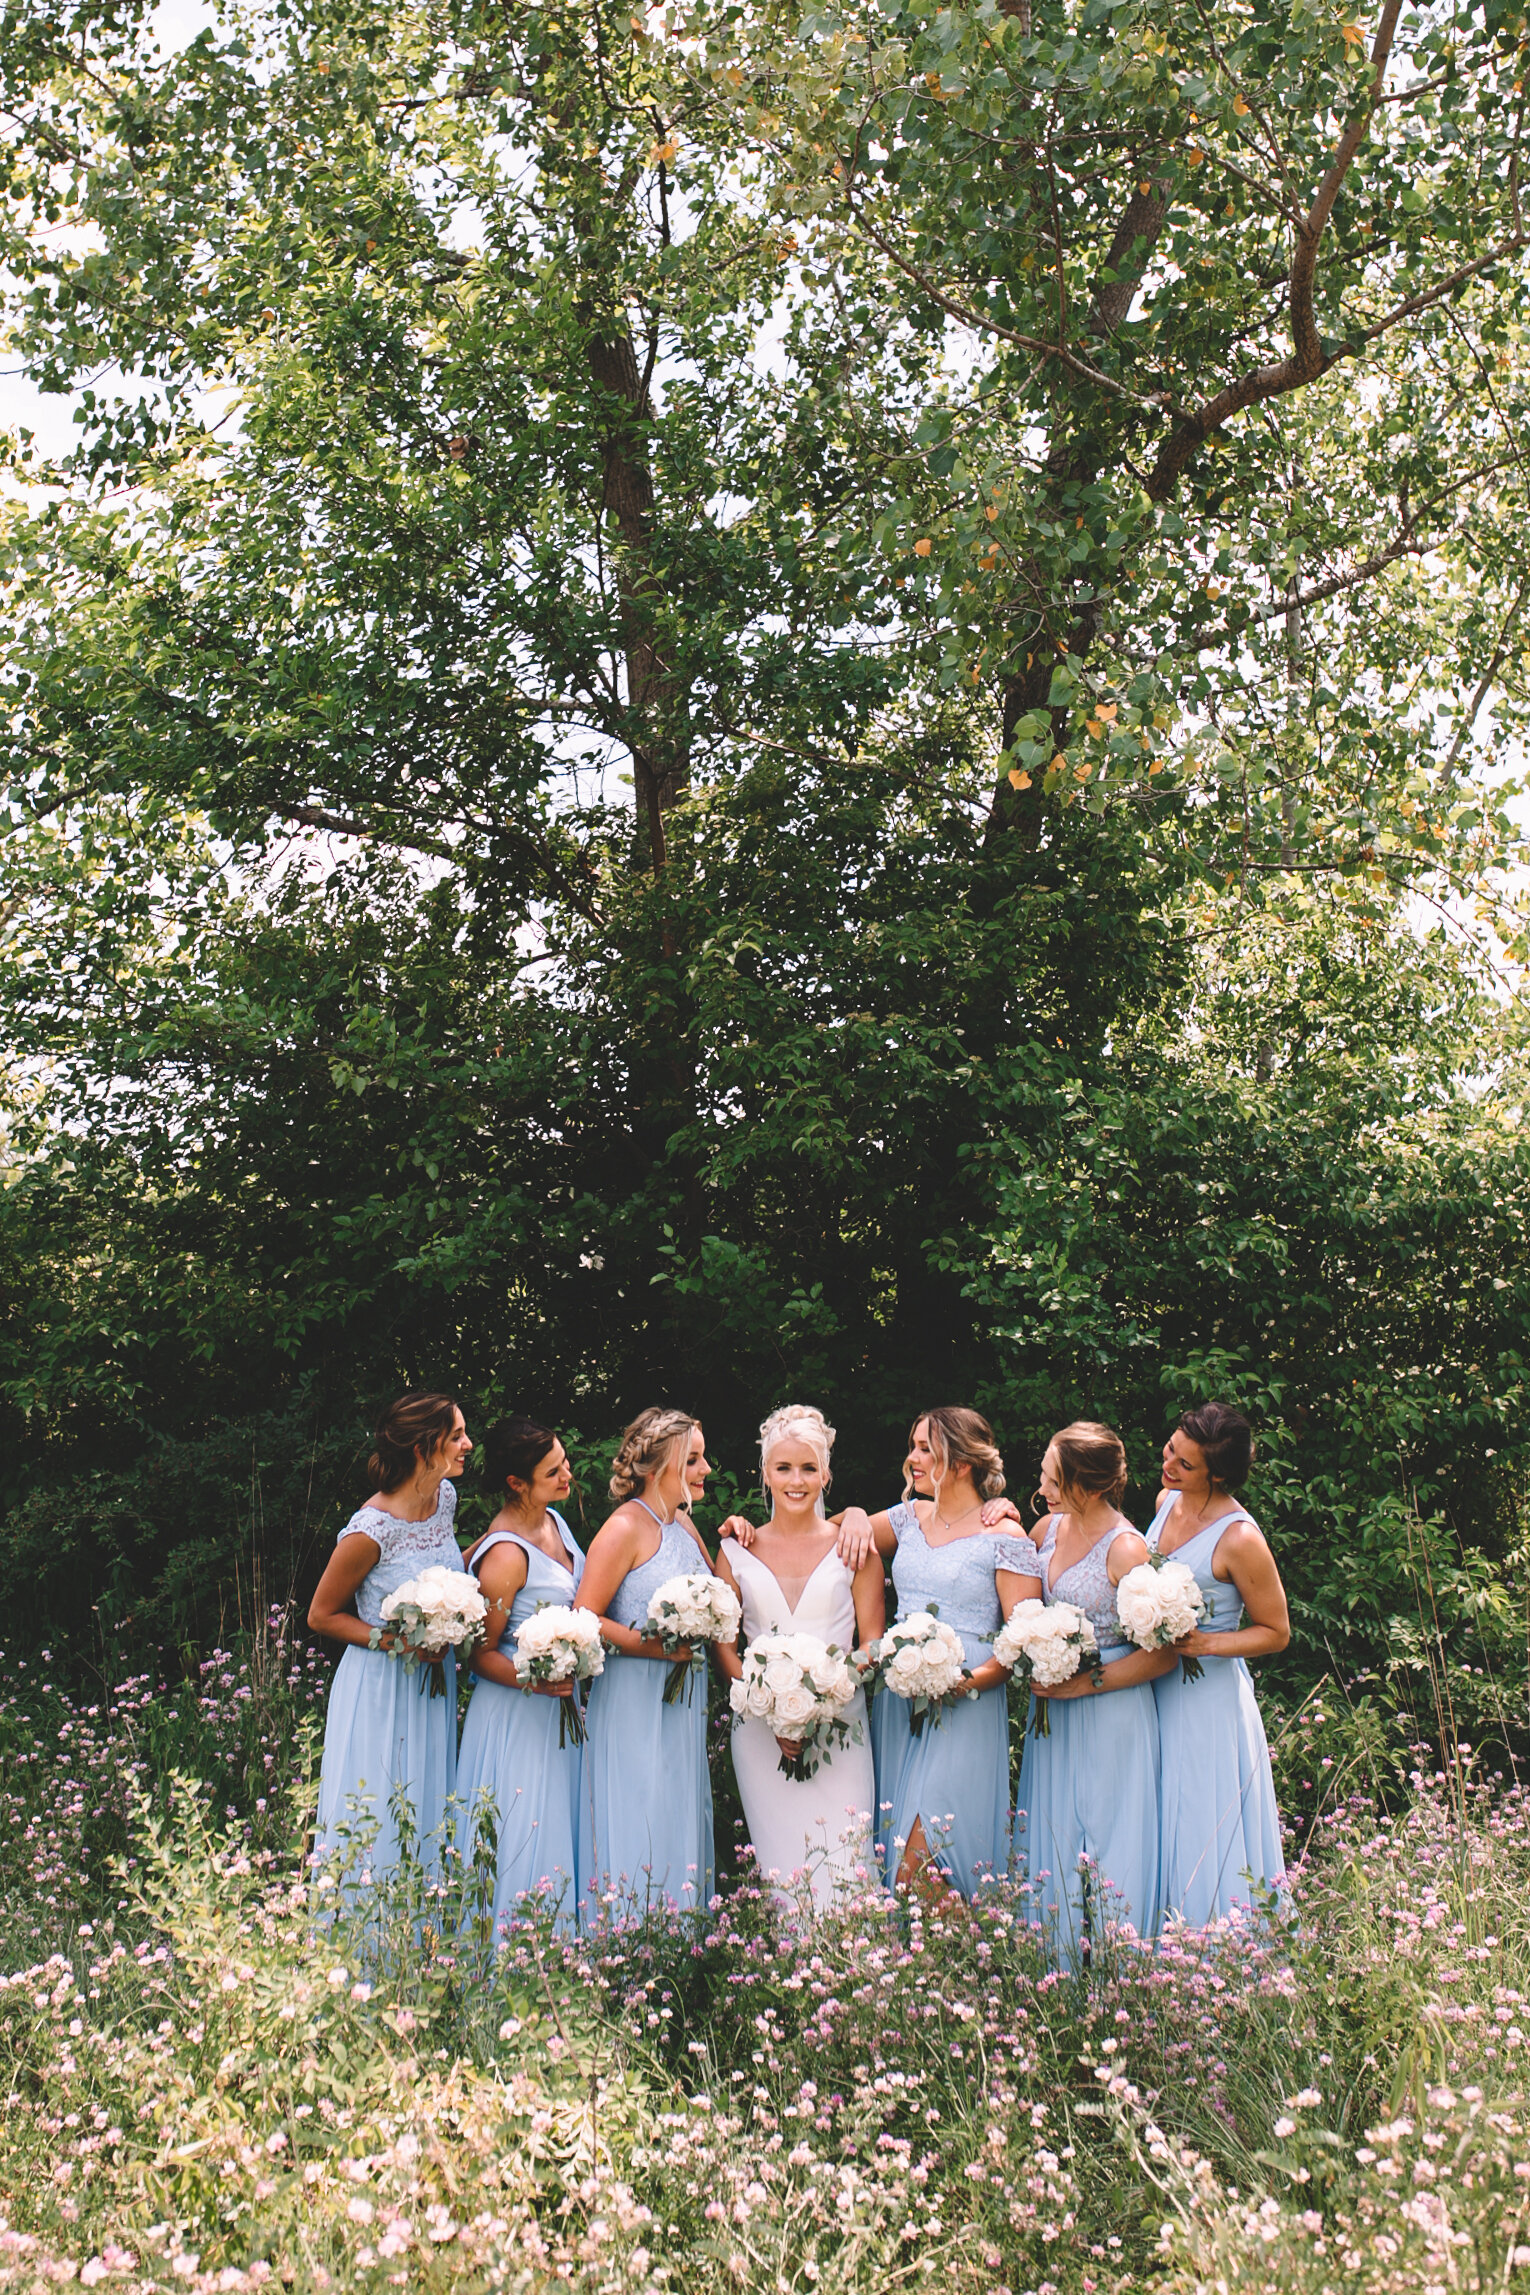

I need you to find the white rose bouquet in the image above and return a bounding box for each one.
[372,1566,488,1698]
[865,1610,970,1737]
[729,1631,861,1777]
[645,1573,743,1704]
[1116,1558,1207,1680]
[992,1598,1101,1737]
[512,1603,607,1746]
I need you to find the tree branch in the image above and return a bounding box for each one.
[1439,569,1530,788]
[1149,0,1405,499]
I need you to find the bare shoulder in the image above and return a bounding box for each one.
[474,1538,529,1597]
[588,1502,649,1557]
[1107,1523,1151,1579]
[1218,1513,1275,1569]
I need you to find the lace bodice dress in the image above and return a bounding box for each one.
[1013,1513,1161,1958]
[344,1481,465,1624]
[314,1478,463,1888]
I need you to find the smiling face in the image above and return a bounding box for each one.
[644,1433,692,1521]
[684,1428,713,1503]
[905,1418,940,1496]
[427,1408,472,1480]
[1037,1441,1064,1514]
[763,1442,826,1517]
[1161,1428,1212,1496]
[510,1437,572,1514]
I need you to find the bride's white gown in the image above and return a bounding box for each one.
[730,1544,877,1911]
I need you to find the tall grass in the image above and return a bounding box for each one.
[3,1628,1530,2291]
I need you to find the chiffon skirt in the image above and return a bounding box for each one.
[579,1651,714,1921]
[869,1681,907,1879]
[880,1629,1011,1897]
[1154,1655,1285,1925]
[314,1642,457,1883]
[455,1675,583,1935]
[732,1688,876,1912]
[1015,1677,1160,1958]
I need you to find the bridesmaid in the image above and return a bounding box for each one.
[712,1405,885,1911]
[1145,1402,1289,1925]
[870,1409,1038,1897]
[576,1408,725,1921]
[455,1416,586,1937]
[308,1391,472,1885]
[1014,1421,1172,1960]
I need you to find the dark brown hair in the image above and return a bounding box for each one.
[911,1407,1006,1502]
[483,1416,559,1501]
[1050,1420,1129,1509]
[368,1391,460,1494]
[1178,1401,1254,1491]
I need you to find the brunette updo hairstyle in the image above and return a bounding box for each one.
[483,1415,558,1503]
[912,1406,1006,1502]
[1049,1420,1129,1509]
[1178,1401,1254,1491]
[609,1407,697,1502]
[368,1391,460,1495]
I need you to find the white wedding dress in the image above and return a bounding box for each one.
[730,1543,877,1913]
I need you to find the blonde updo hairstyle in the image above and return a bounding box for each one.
[759,1404,835,1513]
[609,1406,698,1502]
[1048,1419,1129,1512]
[906,1406,1006,1504]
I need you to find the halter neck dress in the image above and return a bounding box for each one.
[729,1542,876,1913]
[1146,1495,1286,1925]
[314,1478,463,1888]
[454,1510,585,1936]
[579,1513,716,1922]
[1013,1515,1161,1958]
[876,1504,1032,1897]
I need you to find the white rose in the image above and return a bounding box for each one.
[775,1683,819,1730]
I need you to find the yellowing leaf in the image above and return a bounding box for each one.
[1008,769,1032,790]
[1233,94,1250,114]
[913,538,932,557]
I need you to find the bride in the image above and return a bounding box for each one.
[713,1405,885,1912]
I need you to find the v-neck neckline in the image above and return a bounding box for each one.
[739,1541,838,1620]
[1045,1513,1125,1598]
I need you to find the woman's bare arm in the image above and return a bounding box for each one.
[308,1534,383,1650]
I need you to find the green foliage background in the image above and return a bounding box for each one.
[0,0,1527,1742]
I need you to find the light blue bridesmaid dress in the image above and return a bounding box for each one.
[579,1511,715,1922]
[455,1511,585,1936]
[876,1504,1025,1896]
[314,1479,463,1884]
[1014,1517,1161,1958]
[1146,1496,1286,1924]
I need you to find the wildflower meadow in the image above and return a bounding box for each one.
[0,1613,1524,2295]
